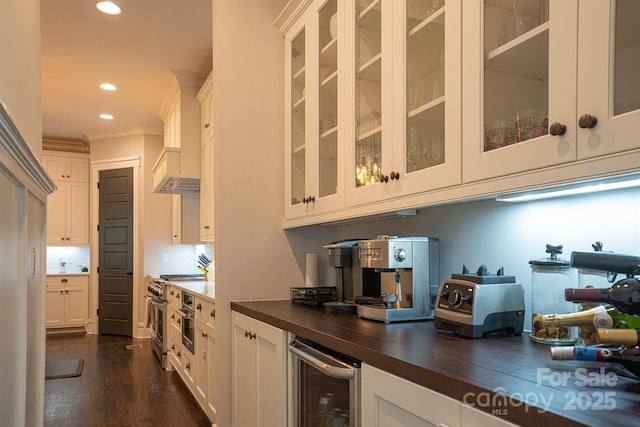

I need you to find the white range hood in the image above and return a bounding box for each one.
[152,147,200,193]
[152,70,206,194]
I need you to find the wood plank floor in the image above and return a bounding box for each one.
[45,333,211,427]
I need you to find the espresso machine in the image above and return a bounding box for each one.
[355,235,440,323]
[323,239,380,313]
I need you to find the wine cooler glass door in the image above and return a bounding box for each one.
[289,339,360,427]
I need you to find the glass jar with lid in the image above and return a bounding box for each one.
[529,244,578,345]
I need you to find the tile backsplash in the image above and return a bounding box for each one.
[47,246,90,274]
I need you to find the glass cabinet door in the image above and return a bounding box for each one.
[483,0,550,153]
[354,0,385,190]
[577,0,640,159]
[462,0,578,183]
[288,27,307,212]
[405,0,446,173]
[318,0,339,200]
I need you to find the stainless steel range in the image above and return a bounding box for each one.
[146,274,204,367]
[146,277,168,368]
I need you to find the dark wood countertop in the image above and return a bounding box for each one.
[232,300,640,427]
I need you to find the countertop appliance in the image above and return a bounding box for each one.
[434,265,525,338]
[290,287,337,306]
[289,338,360,427]
[355,235,440,323]
[322,239,366,314]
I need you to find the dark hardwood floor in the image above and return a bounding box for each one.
[45,333,211,427]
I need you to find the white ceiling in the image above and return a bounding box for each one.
[40,0,212,142]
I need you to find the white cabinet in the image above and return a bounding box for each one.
[231,311,287,427]
[462,0,640,182]
[43,152,89,245]
[283,0,462,219]
[45,275,89,328]
[285,0,346,219]
[362,363,460,427]
[195,296,217,423]
[197,73,215,241]
[362,363,518,427]
[345,0,462,207]
[460,404,519,427]
[42,155,89,182]
[152,70,204,193]
[171,193,201,244]
[195,315,216,421]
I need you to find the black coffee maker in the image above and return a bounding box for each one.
[323,239,380,313]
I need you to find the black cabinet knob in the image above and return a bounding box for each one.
[390,171,400,180]
[578,114,598,129]
[549,122,567,136]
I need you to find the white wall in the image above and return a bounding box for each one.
[327,186,640,331]
[211,0,309,425]
[0,0,42,155]
[0,1,44,424]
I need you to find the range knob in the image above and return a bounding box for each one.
[394,248,407,262]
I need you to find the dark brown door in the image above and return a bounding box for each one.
[98,167,133,336]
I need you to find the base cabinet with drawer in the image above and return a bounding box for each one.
[231,311,287,427]
[45,275,89,328]
[194,296,217,423]
[362,364,517,427]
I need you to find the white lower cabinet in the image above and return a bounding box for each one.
[195,297,217,423]
[45,275,88,328]
[362,364,517,427]
[362,363,460,427]
[231,311,286,427]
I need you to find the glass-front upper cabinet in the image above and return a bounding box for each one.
[463,0,640,183]
[577,0,640,160]
[347,0,461,206]
[285,0,344,220]
[285,22,307,218]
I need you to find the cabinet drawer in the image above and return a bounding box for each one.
[195,297,216,326]
[46,275,88,287]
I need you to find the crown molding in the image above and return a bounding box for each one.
[83,125,164,142]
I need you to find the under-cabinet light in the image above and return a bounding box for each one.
[320,209,417,227]
[495,175,640,202]
[99,113,114,120]
[96,2,121,15]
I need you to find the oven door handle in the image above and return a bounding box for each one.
[150,300,167,310]
[177,308,193,320]
[289,341,356,380]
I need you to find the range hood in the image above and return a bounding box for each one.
[152,147,200,193]
[152,70,206,194]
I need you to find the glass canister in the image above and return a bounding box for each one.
[529,244,579,345]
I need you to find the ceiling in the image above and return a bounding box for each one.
[40,0,212,142]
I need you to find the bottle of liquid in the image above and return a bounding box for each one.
[550,345,640,378]
[596,328,640,346]
[564,278,640,316]
[533,305,640,345]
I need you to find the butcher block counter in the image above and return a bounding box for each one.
[231,300,640,427]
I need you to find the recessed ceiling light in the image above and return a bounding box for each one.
[96,2,121,15]
[100,83,118,92]
[99,83,117,91]
[99,114,114,120]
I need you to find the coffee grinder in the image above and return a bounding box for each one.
[323,239,373,313]
[356,235,440,323]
